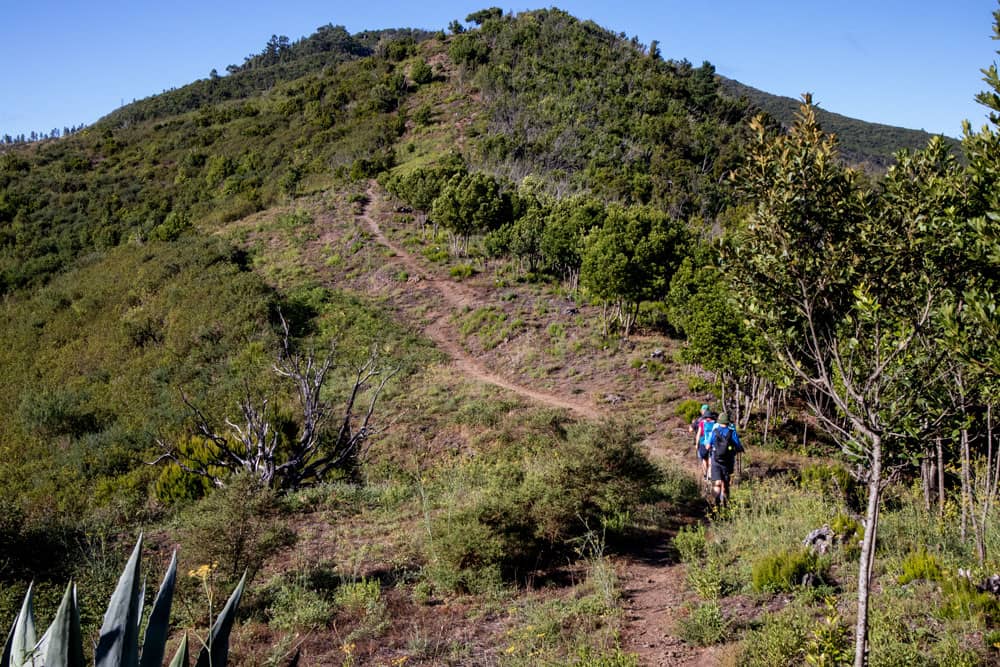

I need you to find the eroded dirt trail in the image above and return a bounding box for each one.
[356,184,717,666]
[358,184,602,421]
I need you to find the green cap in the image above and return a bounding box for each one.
[700,404,710,412]
[717,412,730,425]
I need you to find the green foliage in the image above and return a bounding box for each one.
[751,548,824,593]
[737,604,811,666]
[800,464,855,500]
[897,548,944,584]
[673,525,707,564]
[467,9,751,212]
[937,576,1000,624]
[580,204,689,334]
[3,536,244,667]
[333,578,389,642]
[719,78,960,170]
[424,422,661,592]
[803,597,852,667]
[677,601,728,646]
[176,475,294,586]
[675,399,703,424]
[409,58,433,84]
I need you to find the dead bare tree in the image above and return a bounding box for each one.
[154,315,397,490]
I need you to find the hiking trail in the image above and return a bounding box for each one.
[355,183,719,666]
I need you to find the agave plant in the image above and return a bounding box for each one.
[1,535,245,667]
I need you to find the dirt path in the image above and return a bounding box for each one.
[356,184,717,666]
[358,184,602,421]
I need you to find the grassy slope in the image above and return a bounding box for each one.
[0,9,989,665]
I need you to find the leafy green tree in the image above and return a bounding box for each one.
[466,7,503,25]
[540,195,605,289]
[580,204,688,336]
[431,172,508,253]
[731,101,958,667]
[666,244,776,427]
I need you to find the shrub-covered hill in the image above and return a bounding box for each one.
[719,76,963,170]
[0,6,988,664]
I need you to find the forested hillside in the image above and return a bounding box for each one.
[2,5,999,666]
[720,76,963,169]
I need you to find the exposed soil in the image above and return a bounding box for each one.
[351,183,720,666]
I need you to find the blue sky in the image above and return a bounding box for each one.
[2,1,997,139]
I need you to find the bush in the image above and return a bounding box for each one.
[675,398,703,424]
[897,547,943,584]
[423,422,661,590]
[738,606,811,666]
[267,581,334,631]
[449,263,475,279]
[335,577,390,641]
[751,548,824,593]
[176,474,294,586]
[678,601,729,646]
[674,525,707,564]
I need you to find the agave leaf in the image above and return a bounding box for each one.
[139,551,177,667]
[2,616,14,667]
[43,583,85,667]
[167,634,189,667]
[193,572,246,667]
[95,535,144,667]
[10,582,36,667]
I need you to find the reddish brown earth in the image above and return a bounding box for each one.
[345,184,721,667]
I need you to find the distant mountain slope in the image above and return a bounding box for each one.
[719,77,962,169]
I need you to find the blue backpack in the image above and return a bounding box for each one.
[700,420,717,447]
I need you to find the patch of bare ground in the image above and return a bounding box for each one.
[222,182,734,665]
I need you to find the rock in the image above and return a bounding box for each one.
[605,394,625,405]
[650,348,665,359]
[563,306,579,315]
[803,525,834,555]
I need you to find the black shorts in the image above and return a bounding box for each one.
[711,460,731,483]
[697,444,710,460]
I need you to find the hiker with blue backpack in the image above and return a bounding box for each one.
[689,404,715,481]
[709,412,744,508]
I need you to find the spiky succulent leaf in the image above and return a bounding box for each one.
[42,583,85,667]
[167,634,189,667]
[138,551,177,667]
[95,535,144,667]
[193,572,246,667]
[10,582,36,667]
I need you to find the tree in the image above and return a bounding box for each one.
[466,7,503,25]
[155,317,396,490]
[580,204,688,336]
[731,100,956,667]
[431,172,508,253]
[410,58,433,85]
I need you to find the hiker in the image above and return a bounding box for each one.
[689,404,714,480]
[709,412,744,508]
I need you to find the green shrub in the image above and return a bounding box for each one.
[803,597,852,666]
[674,525,707,564]
[738,606,811,666]
[450,263,475,279]
[424,422,660,590]
[176,474,294,586]
[335,577,390,641]
[677,601,728,646]
[267,581,334,631]
[800,463,854,500]
[897,547,943,584]
[751,548,824,593]
[686,559,726,600]
[675,399,702,424]
[937,576,1000,624]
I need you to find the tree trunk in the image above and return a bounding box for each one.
[961,427,970,544]
[854,436,882,667]
[937,437,946,518]
[921,454,932,513]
